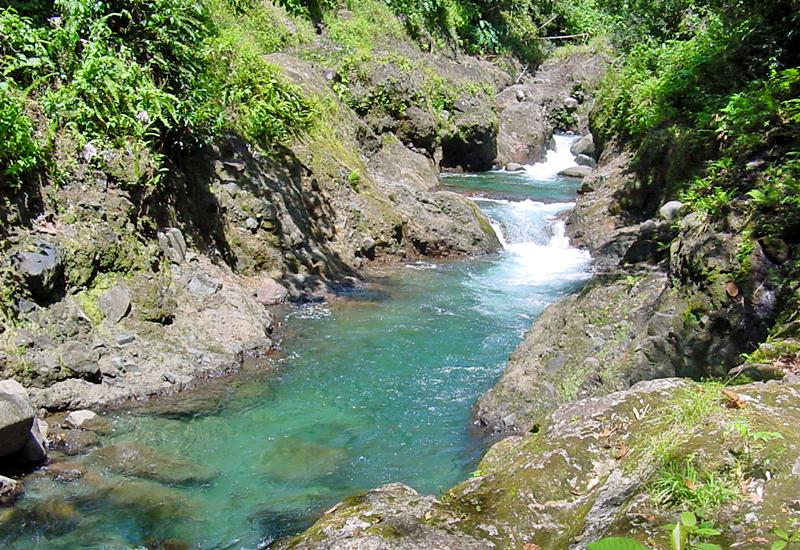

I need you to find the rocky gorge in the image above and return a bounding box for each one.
[2,0,800,548]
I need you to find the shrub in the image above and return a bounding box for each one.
[0,82,41,187]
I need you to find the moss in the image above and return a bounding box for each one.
[75,273,119,325]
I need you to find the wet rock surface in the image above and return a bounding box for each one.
[286,379,800,549]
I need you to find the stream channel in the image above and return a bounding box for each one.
[7,135,592,549]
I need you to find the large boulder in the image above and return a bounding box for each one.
[441,105,499,172]
[0,379,34,457]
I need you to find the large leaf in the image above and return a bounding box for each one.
[588,537,651,550]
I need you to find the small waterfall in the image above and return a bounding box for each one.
[523,134,579,180]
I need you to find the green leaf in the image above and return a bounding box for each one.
[771,541,787,550]
[692,544,722,550]
[588,537,651,550]
[672,521,687,550]
[774,528,790,540]
[680,512,697,528]
[695,528,722,537]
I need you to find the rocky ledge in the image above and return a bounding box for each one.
[280,377,800,548]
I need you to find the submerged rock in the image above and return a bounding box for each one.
[262,438,347,481]
[85,443,217,485]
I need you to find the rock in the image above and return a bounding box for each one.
[570,133,595,157]
[12,242,63,301]
[453,98,473,113]
[64,409,97,429]
[575,153,597,168]
[505,162,525,172]
[86,443,217,485]
[563,96,579,109]
[397,106,438,152]
[20,415,47,464]
[275,483,487,549]
[157,228,187,264]
[187,274,221,297]
[51,428,101,455]
[0,475,23,506]
[255,278,288,306]
[98,286,131,323]
[0,379,34,457]
[322,68,341,83]
[761,237,790,264]
[60,341,100,381]
[114,332,136,346]
[558,166,593,178]
[244,217,259,231]
[441,106,499,172]
[658,200,685,221]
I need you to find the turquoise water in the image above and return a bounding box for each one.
[3,138,591,549]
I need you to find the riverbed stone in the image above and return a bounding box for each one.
[86,443,217,485]
[504,162,524,172]
[64,409,97,429]
[575,153,597,168]
[0,475,23,505]
[19,416,47,464]
[98,286,131,323]
[255,278,289,306]
[558,165,592,178]
[570,133,595,157]
[60,341,100,381]
[0,379,34,457]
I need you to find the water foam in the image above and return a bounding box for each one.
[524,134,580,180]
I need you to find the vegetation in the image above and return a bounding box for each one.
[0,0,317,191]
[592,0,799,241]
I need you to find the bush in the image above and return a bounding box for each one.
[0,82,41,187]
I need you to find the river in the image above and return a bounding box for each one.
[4,135,591,549]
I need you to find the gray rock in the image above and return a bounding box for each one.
[575,153,597,168]
[157,228,187,264]
[453,98,473,113]
[761,237,790,264]
[570,133,595,157]
[244,217,259,231]
[60,341,100,380]
[12,242,63,301]
[658,200,685,221]
[563,97,579,109]
[115,332,136,346]
[20,416,47,464]
[0,379,34,457]
[255,278,288,306]
[98,287,131,323]
[187,274,221,297]
[505,163,525,172]
[64,409,97,429]
[515,89,526,102]
[0,475,23,505]
[558,166,593,178]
